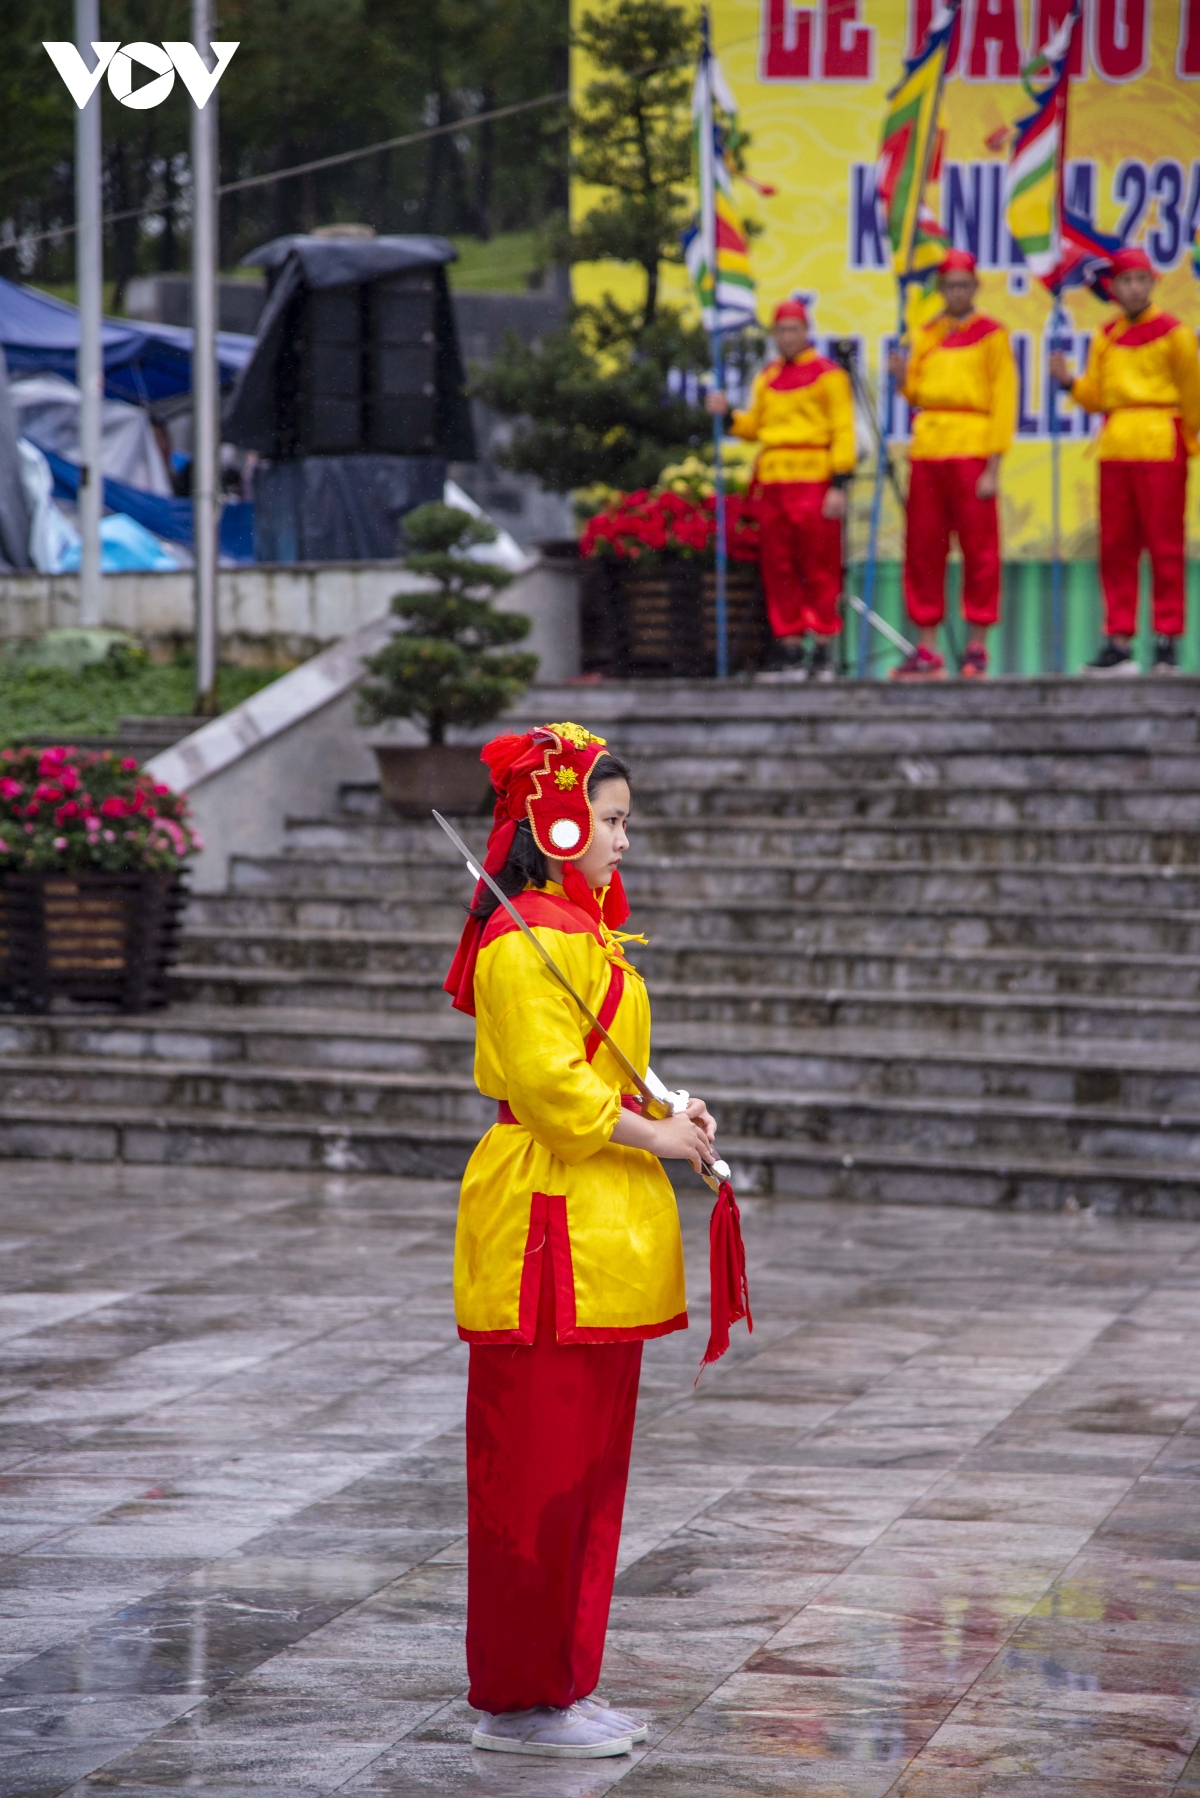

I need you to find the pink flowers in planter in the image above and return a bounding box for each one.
[0,747,200,874]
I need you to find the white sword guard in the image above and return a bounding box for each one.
[644,1067,731,1183]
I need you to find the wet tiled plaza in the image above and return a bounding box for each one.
[2,1165,1200,1796]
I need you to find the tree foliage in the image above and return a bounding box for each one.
[568,0,697,328]
[0,0,568,299]
[473,0,711,494]
[357,505,538,747]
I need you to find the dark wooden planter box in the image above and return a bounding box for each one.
[0,871,188,1013]
[581,558,767,678]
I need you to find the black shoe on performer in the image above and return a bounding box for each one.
[1153,636,1179,674]
[1082,638,1140,677]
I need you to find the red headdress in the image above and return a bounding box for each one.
[772,296,809,324]
[1109,245,1154,276]
[940,248,977,274]
[443,722,631,1015]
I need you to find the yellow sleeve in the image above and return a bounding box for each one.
[824,367,856,475]
[729,370,766,442]
[986,330,1017,457]
[1070,332,1105,414]
[1167,323,1200,438]
[901,328,933,406]
[483,931,622,1166]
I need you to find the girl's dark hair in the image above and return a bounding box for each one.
[468,752,631,924]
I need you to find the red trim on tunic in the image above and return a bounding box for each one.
[480,888,604,949]
[584,964,625,1061]
[766,354,838,391]
[1103,311,1178,349]
[938,314,1002,349]
[496,1093,643,1127]
[457,1187,688,1346]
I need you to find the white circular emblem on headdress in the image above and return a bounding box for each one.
[548,817,582,851]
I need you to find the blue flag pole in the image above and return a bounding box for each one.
[857,286,905,678]
[1048,294,1067,674]
[712,323,729,679]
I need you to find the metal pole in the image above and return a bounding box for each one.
[711,326,729,679]
[75,0,103,628]
[1048,299,1065,675]
[857,290,904,678]
[191,0,219,714]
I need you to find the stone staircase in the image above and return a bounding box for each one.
[2,678,1200,1214]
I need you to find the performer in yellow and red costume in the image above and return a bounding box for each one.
[1050,245,1200,675]
[890,249,1017,680]
[444,723,718,1761]
[707,296,855,680]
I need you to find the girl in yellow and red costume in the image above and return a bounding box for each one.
[444,722,719,1761]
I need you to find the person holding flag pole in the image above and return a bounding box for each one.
[684,10,758,679]
[859,0,963,678]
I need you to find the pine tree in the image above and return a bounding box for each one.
[472,0,711,495]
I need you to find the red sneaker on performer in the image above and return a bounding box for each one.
[891,645,946,680]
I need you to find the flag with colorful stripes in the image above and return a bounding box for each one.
[684,17,758,330]
[1003,0,1083,288]
[876,0,961,279]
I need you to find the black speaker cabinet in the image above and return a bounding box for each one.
[288,273,438,458]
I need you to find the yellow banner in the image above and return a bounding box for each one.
[572,0,1200,557]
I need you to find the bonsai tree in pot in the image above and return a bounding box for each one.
[358,503,539,815]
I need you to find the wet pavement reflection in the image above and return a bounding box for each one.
[0,1162,1199,1794]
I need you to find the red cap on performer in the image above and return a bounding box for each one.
[1109,245,1154,275]
[940,249,977,274]
[772,297,808,323]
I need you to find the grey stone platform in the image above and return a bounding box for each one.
[3,677,1200,1211]
[3,1164,1200,1794]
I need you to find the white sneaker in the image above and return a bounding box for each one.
[472,1703,634,1758]
[576,1694,650,1743]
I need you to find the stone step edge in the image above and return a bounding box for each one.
[286,816,1200,841]
[234,852,1200,878]
[193,894,1200,923]
[173,933,1200,976]
[1,1056,1196,1132]
[12,1011,1200,1074]
[1,1100,1195,1188]
[163,969,1200,1021]
[18,999,1200,1064]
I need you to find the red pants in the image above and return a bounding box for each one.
[757,480,843,638]
[1099,449,1188,638]
[465,1249,642,1714]
[904,456,1000,629]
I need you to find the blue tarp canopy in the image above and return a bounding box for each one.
[41,444,254,563]
[0,276,255,406]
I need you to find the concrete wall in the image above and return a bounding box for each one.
[0,553,583,677]
[144,556,583,891]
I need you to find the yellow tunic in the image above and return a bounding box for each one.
[1068,307,1200,461]
[455,883,687,1344]
[730,351,856,484]
[903,313,1017,461]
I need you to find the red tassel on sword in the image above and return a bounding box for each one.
[698,1177,753,1379]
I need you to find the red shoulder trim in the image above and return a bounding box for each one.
[480,887,602,949]
[768,354,835,392]
[940,315,1003,349]
[1110,312,1180,349]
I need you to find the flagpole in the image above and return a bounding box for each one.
[698,10,729,680]
[1048,295,1066,673]
[859,3,957,678]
